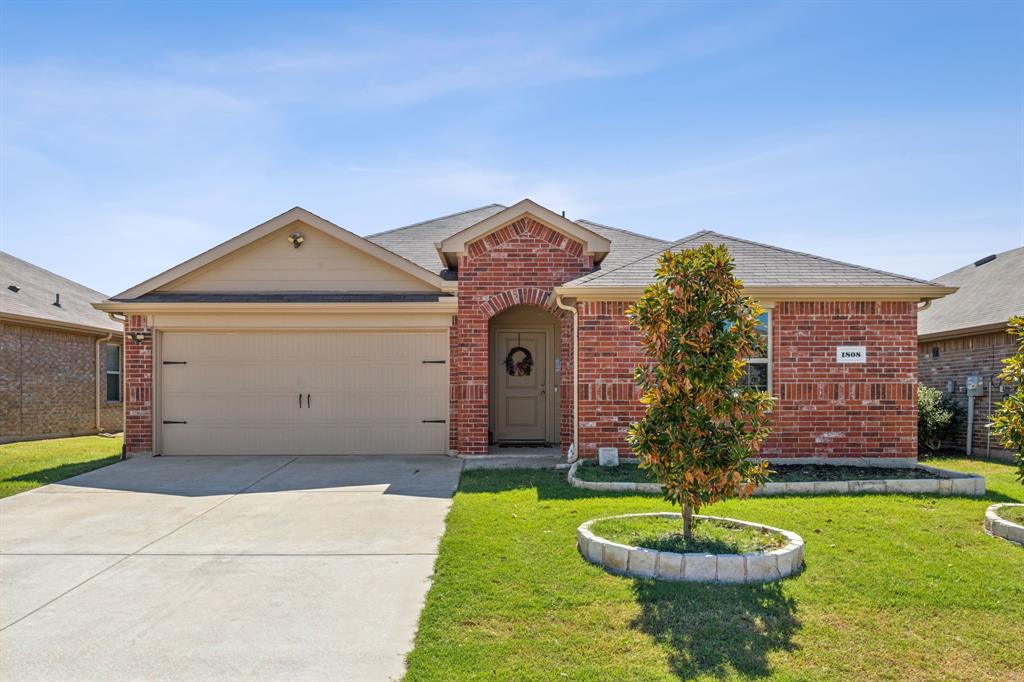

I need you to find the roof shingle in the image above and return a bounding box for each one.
[563,230,941,288]
[1,251,121,333]
[917,246,1024,337]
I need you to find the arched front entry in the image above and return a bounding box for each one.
[488,305,561,445]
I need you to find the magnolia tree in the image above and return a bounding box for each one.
[991,316,1024,481]
[627,244,774,540]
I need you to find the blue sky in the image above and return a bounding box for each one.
[1,1,1021,295]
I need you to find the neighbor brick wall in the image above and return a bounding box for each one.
[0,321,123,443]
[450,217,592,454]
[123,315,153,454]
[918,329,1015,457]
[574,300,919,460]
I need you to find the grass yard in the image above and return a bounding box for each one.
[405,457,1024,681]
[590,515,786,554]
[0,435,122,498]
[996,504,1024,525]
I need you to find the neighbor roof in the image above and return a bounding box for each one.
[365,204,669,276]
[918,246,1024,339]
[561,230,947,290]
[1,251,121,334]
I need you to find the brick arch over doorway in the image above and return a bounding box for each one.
[449,218,592,454]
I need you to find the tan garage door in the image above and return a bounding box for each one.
[159,331,448,455]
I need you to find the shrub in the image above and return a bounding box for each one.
[917,384,962,455]
[627,244,773,540]
[990,316,1024,481]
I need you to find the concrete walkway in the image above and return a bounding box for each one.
[0,455,462,681]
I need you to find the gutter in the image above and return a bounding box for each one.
[554,295,578,461]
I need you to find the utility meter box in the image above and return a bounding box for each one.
[965,375,984,397]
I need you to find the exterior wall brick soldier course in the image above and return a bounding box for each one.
[450,217,592,454]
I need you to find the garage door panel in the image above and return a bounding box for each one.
[160,331,448,455]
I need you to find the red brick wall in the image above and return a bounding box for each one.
[450,217,592,454]
[0,321,123,443]
[577,301,646,458]
[918,329,1015,456]
[575,300,919,460]
[123,315,153,454]
[763,301,918,459]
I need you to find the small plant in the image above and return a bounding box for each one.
[917,384,963,455]
[990,316,1024,481]
[627,244,773,540]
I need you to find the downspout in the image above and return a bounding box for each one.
[554,295,578,461]
[95,333,112,432]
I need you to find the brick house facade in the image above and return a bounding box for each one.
[1,252,124,444]
[917,246,1022,460]
[99,201,954,460]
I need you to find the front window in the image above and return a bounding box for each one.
[739,311,770,392]
[104,344,121,403]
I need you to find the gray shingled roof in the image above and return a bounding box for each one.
[1,251,121,333]
[918,246,1024,338]
[563,230,940,288]
[365,205,669,276]
[129,292,450,303]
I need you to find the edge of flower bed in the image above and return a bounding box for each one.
[567,459,985,497]
[984,503,1024,546]
[578,512,803,583]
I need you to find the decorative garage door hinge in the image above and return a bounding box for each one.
[162,420,188,424]
[162,361,187,365]
[421,360,446,364]
[421,419,446,423]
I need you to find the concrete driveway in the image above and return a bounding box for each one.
[0,454,462,681]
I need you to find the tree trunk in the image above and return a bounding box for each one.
[682,504,693,540]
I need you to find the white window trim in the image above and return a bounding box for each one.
[744,310,772,394]
[104,344,122,404]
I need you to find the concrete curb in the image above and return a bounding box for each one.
[578,512,804,584]
[567,459,985,497]
[984,503,1024,546]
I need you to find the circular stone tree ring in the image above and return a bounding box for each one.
[578,512,804,583]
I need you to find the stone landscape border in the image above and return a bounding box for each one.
[578,512,804,583]
[567,459,985,497]
[984,504,1024,546]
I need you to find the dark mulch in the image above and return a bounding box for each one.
[575,460,941,484]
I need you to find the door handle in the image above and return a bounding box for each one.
[307,393,311,409]
[299,393,302,408]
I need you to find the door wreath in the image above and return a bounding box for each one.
[504,346,534,377]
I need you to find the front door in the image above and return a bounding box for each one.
[493,330,548,442]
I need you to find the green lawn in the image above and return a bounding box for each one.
[590,515,785,554]
[0,435,123,498]
[406,458,1024,681]
[996,504,1024,525]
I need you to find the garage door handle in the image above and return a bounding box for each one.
[163,420,188,424]
[421,360,446,364]
[422,419,446,423]
[162,361,187,365]
[299,393,302,408]
[307,393,311,409]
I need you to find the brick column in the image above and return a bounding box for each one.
[124,314,153,455]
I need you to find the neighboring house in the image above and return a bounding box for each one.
[94,200,954,461]
[1,252,124,444]
[918,246,1024,460]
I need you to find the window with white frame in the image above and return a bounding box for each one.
[104,344,122,403]
[739,311,770,391]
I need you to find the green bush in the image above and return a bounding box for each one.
[918,384,963,455]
